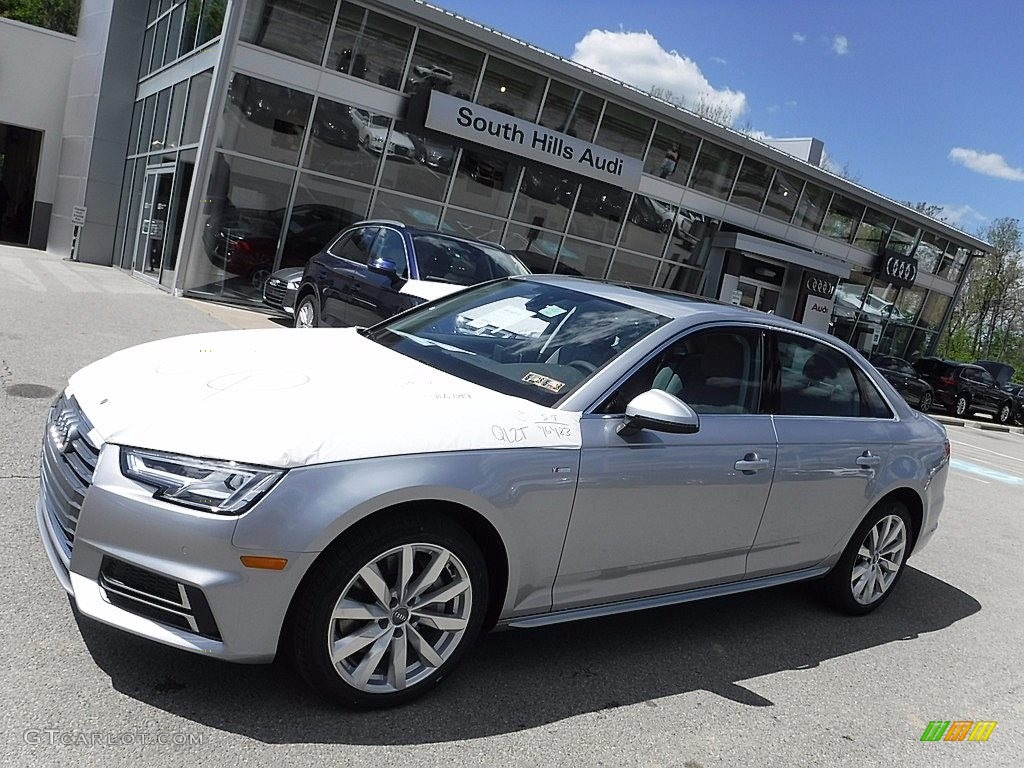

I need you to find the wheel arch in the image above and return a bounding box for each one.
[277,498,510,656]
[874,487,924,553]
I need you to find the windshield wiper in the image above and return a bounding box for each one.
[392,330,477,355]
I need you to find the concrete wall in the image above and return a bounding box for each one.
[0,17,76,248]
[50,0,146,263]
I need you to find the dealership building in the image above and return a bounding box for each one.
[0,0,992,359]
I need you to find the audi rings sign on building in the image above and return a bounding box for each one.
[876,248,919,288]
[804,275,837,299]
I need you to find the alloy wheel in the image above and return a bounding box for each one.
[851,514,907,605]
[919,392,932,413]
[998,404,1011,424]
[955,396,968,416]
[326,543,472,693]
[295,299,316,328]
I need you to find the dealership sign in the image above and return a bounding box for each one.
[876,247,919,288]
[424,91,643,190]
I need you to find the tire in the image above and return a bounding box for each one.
[917,392,932,413]
[824,500,913,615]
[996,402,1012,425]
[294,295,319,328]
[953,395,969,417]
[288,513,488,709]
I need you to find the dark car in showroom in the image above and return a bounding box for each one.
[293,220,529,328]
[870,355,934,412]
[912,357,1016,423]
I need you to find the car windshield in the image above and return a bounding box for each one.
[412,234,530,286]
[363,279,669,406]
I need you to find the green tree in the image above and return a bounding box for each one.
[0,0,80,35]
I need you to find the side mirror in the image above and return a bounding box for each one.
[617,389,700,436]
[368,256,398,278]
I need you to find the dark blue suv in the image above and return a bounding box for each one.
[293,220,529,328]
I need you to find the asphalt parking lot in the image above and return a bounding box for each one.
[1,249,1021,767]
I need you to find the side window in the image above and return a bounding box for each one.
[776,333,888,418]
[897,360,916,377]
[369,228,409,278]
[960,368,977,382]
[978,370,996,387]
[598,327,763,415]
[326,232,352,258]
[336,227,378,263]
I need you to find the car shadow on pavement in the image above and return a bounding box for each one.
[75,566,979,745]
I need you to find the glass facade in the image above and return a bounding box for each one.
[109,0,982,365]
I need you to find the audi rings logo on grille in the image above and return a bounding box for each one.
[805,276,836,298]
[49,408,80,454]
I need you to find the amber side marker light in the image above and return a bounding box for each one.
[240,556,288,570]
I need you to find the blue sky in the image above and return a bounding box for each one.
[436,0,1024,236]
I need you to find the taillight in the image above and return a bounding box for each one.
[938,374,956,386]
[944,439,951,461]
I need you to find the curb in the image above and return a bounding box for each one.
[929,413,1024,436]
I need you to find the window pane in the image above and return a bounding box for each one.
[730,157,773,211]
[654,262,703,295]
[594,102,653,160]
[280,174,371,269]
[140,25,156,78]
[161,147,198,288]
[607,249,659,285]
[153,15,169,71]
[304,98,381,184]
[502,223,563,274]
[180,0,201,56]
[777,335,865,417]
[556,236,612,279]
[915,231,947,274]
[240,0,335,64]
[128,100,143,156]
[378,122,454,201]
[888,219,918,255]
[448,148,521,217]
[690,141,741,199]
[539,80,602,141]
[182,70,212,145]
[475,56,546,121]
[328,3,414,90]
[221,74,313,165]
[370,190,441,229]
[165,4,185,66]
[644,122,700,182]
[618,194,673,256]
[893,285,926,326]
[186,152,295,302]
[440,208,506,243]
[853,208,894,254]
[830,271,873,344]
[115,160,139,268]
[762,170,802,222]
[405,30,484,100]
[512,166,573,233]
[792,182,830,231]
[165,81,188,150]
[904,327,937,361]
[150,88,171,153]
[661,209,713,269]
[198,0,225,44]
[567,179,627,244]
[821,194,864,242]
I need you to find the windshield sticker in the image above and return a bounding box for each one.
[538,305,568,318]
[522,372,566,392]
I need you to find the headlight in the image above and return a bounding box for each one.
[120,448,284,515]
[286,279,300,289]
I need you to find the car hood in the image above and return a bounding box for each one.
[67,328,581,468]
[399,279,464,303]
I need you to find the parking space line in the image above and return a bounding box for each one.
[949,458,1024,486]
[949,438,1024,465]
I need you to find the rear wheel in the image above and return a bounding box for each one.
[918,392,933,413]
[288,514,488,709]
[953,395,969,417]
[824,500,912,615]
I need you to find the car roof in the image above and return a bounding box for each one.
[350,220,512,251]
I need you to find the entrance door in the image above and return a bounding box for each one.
[132,168,175,281]
[735,279,780,313]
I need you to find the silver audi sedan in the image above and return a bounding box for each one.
[37,276,949,708]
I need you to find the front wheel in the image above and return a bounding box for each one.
[953,395,969,417]
[294,295,319,328]
[288,514,489,708]
[996,402,1012,425]
[824,500,912,615]
[917,392,932,413]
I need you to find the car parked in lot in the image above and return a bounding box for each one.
[1003,382,1024,426]
[37,276,948,708]
[293,220,529,328]
[262,267,303,315]
[912,357,1016,423]
[869,355,934,412]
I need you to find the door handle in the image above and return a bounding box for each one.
[734,454,771,474]
[856,452,881,468]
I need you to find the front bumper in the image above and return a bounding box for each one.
[36,412,316,663]
[262,279,297,315]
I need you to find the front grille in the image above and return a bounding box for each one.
[39,395,100,567]
[99,557,221,640]
[263,280,286,307]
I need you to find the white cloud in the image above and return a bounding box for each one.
[948,147,1024,181]
[935,203,988,227]
[766,104,780,114]
[832,35,849,55]
[792,32,806,43]
[784,99,798,108]
[710,56,727,65]
[571,29,747,124]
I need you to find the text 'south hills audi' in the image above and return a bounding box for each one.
[37,276,949,708]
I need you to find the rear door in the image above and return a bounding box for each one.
[748,330,895,577]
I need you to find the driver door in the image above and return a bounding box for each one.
[553,325,777,610]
